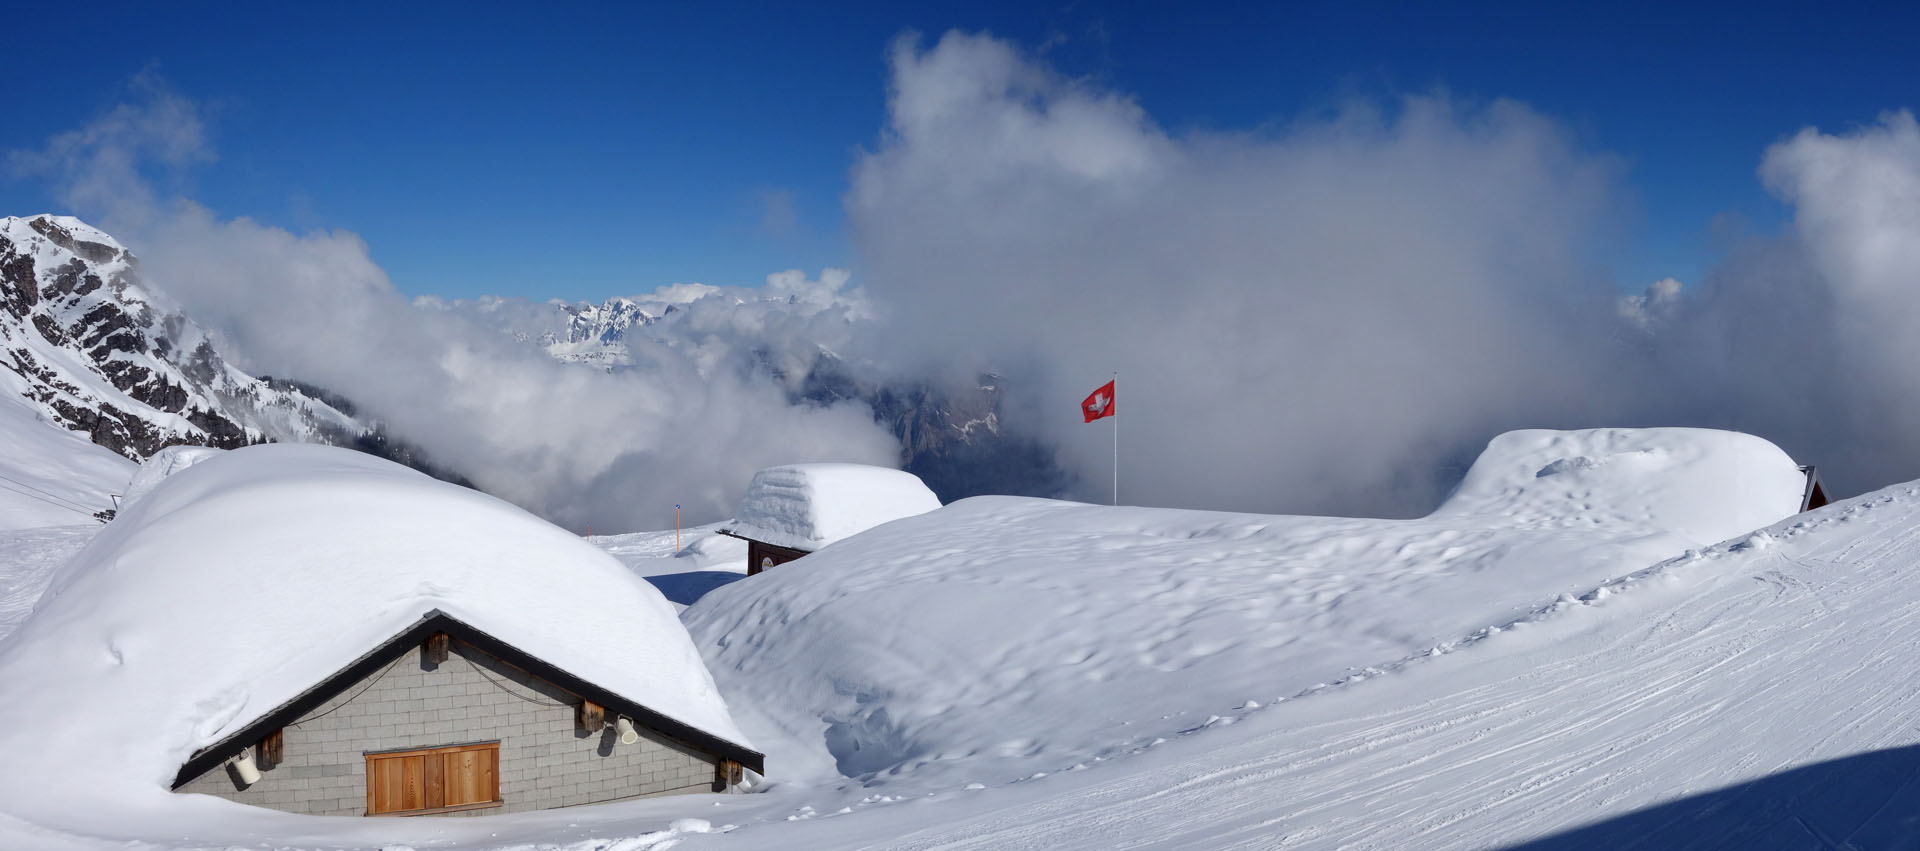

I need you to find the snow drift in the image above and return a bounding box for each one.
[0,443,750,840]
[684,427,1808,787]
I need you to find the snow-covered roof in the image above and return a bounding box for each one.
[727,463,942,551]
[0,443,753,818]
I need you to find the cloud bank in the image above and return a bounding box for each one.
[1641,110,1920,498]
[11,81,899,531]
[849,32,1637,515]
[18,35,1920,525]
[848,33,1920,514]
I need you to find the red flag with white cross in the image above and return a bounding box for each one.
[1081,380,1115,423]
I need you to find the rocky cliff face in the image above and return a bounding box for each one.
[0,215,463,484]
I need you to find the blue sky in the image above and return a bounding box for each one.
[3,1,1915,301]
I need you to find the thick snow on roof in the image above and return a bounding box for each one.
[0,443,751,835]
[684,427,1810,787]
[120,444,225,506]
[727,463,942,551]
[1433,427,1807,539]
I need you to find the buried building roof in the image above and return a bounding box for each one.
[725,463,943,552]
[0,444,756,822]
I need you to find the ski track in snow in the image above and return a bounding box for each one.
[0,525,94,641]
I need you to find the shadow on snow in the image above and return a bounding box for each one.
[1507,743,1920,850]
[643,571,746,607]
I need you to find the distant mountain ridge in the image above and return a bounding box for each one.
[460,290,1071,502]
[0,214,462,484]
[2,213,1063,505]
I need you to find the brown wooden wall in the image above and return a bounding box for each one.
[747,539,811,576]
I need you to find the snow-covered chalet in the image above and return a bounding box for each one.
[720,463,943,575]
[18,444,761,817]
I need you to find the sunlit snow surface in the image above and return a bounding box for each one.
[686,428,1807,787]
[5,425,1907,850]
[0,394,133,529]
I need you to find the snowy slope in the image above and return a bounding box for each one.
[0,426,1884,850]
[702,479,1920,849]
[683,428,1808,787]
[0,392,133,529]
[0,526,96,641]
[0,444,752,845]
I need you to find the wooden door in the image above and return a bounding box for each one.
[441,745,497,807]
[366,742,499,815]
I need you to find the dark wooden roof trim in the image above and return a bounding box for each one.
[716,527,814,555]
[1799,465,1830,512]
[172,609,763,788]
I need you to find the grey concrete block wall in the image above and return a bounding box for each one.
[177,640,720,816]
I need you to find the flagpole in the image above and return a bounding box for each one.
[1112,371,1118,506]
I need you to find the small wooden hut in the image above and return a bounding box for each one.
[721,463,943,576]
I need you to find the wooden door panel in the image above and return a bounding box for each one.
[444,750,479,806]
[442,746,499,806]
[367,754,426,815]
[367,742,499,815]
[422,750,445,809]
[398,755,424,812]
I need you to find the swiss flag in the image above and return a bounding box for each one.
[1081,380,1116,423]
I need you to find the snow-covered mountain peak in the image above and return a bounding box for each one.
[4,215,130,265]
[0,213,428,473]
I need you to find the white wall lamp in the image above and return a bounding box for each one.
[231,750,262,786]
[615,716,639,745]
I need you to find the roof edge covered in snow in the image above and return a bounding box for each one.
[0,443,756,812]
[172,608,764,786]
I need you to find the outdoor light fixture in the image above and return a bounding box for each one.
[231,750,262,785]
[615,716,639,745]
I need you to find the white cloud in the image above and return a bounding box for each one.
[28,47,1920,521]
[848,31,1631,515]
[11,79,901,531]
[1620,277,1686,330]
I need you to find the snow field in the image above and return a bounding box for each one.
[0,526,96,641]
[0,425,1860,849]
[683,428,1808,793]
[0,392,135,529]
[755,482,1920,849]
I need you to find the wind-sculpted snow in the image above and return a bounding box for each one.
[682,428,1807,788]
